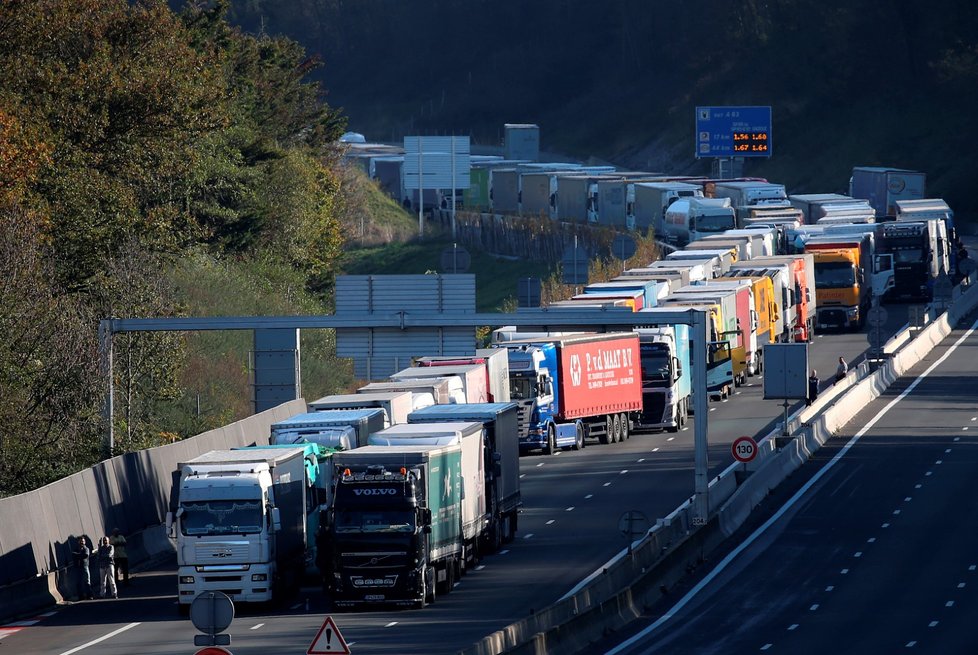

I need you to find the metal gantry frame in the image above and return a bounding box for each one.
[99,306,712,523]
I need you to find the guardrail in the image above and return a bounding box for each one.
[461,271,978,655]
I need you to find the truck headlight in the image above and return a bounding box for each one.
[251,573,268,582]
[179,576,195,584]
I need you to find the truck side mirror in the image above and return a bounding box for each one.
[673,356,682,380]
[166,511,175,539]
[421,508,432,533]
[271,507,282,532]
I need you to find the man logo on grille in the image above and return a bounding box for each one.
[569,354,582,386]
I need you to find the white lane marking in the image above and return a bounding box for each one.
[760,644,772,651]
[58,623,141,655]
[385,621,398,628]
[536,462,545,467]
[810,604,819,611]
[710,407,716,412]
[523,533,534,539]
[652,447,660,452]
[620,470,629,475]
[906,642,916,648]
[667,437,675,441]
[915,484,922,489]
[476,565,486,571]
[970,565,976,571]
[520,474,526,479]
[964,427,970,431]
[603,482,612,487]
[585,494,593,499]
[841,569,850,574]
[566,506,575,511]
[958,582,966,588]
[826,585,834,592]
[855,552,863,558]
[638,458,646,463]
[945,448,952,453]
[250,623,264,630]
[926,471,933,476]
[882,523,890,528]
[936,460,944,465]
[602,317,978,655]
[290,602,303,610]
[788,624,799,631]
[867,538,876,543]
[546,520,555,525]
[955,437,961,442]
[946,601,955,608]
[893,510,902,515]
[499,549,510,555]
[929,621,939,627]
[905,497,913,502]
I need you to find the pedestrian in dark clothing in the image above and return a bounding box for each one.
[111,528,129,586]
[72,535,94,600]
[97,536,117,599]
[835,356,848,383]
[807,370,819,406]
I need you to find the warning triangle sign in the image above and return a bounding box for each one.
[307,615,351,655]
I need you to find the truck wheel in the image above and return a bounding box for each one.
[544,426,556,455]
[572,423,584,450]
[612,413,622,443]
[620,413,630,440]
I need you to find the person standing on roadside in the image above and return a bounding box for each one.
[807,369,819,406]
[110,528,129,586]
[72,535,94,600]
[97,536,117,599]
[835,356,848,383]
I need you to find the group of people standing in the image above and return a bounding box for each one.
[72,529,128,600]
[807,356,849,405]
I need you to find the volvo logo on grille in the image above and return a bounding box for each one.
[212,550,233,558]
[353,488,397,496]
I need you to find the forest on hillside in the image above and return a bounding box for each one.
[228,0,978,215]
[0,0,353,495]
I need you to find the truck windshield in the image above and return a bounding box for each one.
[510,377,535,400]
[334,509,415,533]
[814,262,856,288]
[697,214,737,232]
[181,500,263,536]
[640,344,671,382]
[891,248,923,263]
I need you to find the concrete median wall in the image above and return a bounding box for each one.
[0,399,306,621]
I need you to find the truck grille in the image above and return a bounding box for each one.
[817,308,848,328]
[340,551,409,570]
[515,401,533,437]
[195,542,249,562]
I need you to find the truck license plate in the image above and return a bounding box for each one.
[365,594,385,601]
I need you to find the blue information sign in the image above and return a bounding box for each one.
[695,106,772,159]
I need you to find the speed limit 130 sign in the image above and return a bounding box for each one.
[732,436,758,463]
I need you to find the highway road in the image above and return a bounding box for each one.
[0,309,909,655]
[600,312,978,654]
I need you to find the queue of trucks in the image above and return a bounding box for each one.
[167,166,959,613]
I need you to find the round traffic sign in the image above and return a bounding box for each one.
[867,305,888,326]
[732,436,758,463]
[617,510,649,538]
[194,648,232,655]
[190,591,234,635]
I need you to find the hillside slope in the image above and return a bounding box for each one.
[227,0,978,217]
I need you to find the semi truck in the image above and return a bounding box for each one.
[633,181,704,234]
[494,332,642,452]
[414,349,511,403]
[788,193,855,224]
[749,254,816,341]
[270,408,386,449]
[168,446,321,612]
[654,298,735,400]
[880,220,950,301]
[632,317,692,432]
[309,391,414,428]
[804,234,876,330]
[583,279,668,308]
[407,402,522,550]
[322,444,463,608]
[849,167,925,218]
[661,197,738,246]
[359,377,465,405]
[391,364,489,404]
[367,422,486,571]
